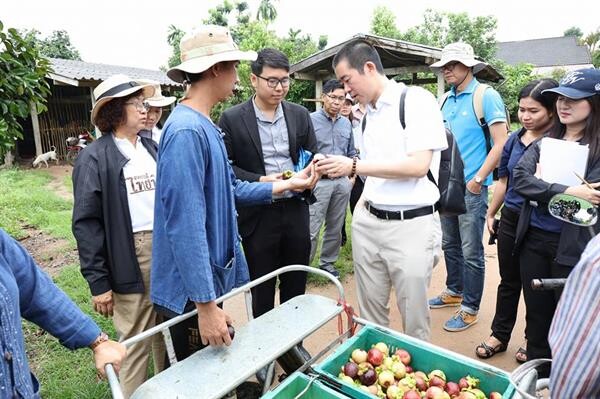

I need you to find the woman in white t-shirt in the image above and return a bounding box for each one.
[72,74,165,397]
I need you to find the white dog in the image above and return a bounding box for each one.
[32,146,59,168]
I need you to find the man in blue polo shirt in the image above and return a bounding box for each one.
[309,79,357,278]
[429,42,508,331]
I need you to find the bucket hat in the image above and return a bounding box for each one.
[430,42,487,74]
[91,74,155,124]
[542,68,600,99]
[167,25,257,83]
[138,80,177,107]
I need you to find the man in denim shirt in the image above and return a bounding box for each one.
[0,228,125,397]
[153,25,317,360]
[309,79,356,278]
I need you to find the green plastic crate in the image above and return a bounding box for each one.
[262,372,350,398]
[315,325,515,398]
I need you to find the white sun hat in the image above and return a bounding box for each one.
[167,25,257,84]
[137,80,176,107]
[91,74,155,124]
[430,42,487,74]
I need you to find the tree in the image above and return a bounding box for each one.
[584,30,600,52]
[318,35,328,51]
[392,9,498,61]
[166,25,185,68]
[165,1,321,120]
[20,29,81,60]
[256,0,278,23]
[370,6,401,39]
[0,20,51,163]
[205,0,234,26]
[493,62,538,120]
[564,26,584,39]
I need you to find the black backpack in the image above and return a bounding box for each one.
[361,86,466,216]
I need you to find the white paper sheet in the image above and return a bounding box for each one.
[539,137,589,186]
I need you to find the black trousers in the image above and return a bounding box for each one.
[490,206,523,344]
[519,226,571,372]
[243,198,310,318]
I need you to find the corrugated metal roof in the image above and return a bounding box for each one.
[49,58,180,87]
[496,36,592,67]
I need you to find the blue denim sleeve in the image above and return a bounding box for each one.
[482,88,508,126]
[157,130,216,301]
[231,166,273,207]
[0,229,100,349]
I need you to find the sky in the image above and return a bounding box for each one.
[2,0,598,71]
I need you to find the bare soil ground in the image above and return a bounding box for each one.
[17,165,76,276]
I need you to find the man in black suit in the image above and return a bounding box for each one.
[219,48,318,319]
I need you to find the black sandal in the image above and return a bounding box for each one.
[516,346,528,363]
[475,339,507,359]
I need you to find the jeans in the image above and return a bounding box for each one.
[441,186,488,314]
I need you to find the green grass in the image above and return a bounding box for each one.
[0,168,112,398]
[308,210,354,285]
[0,168,74,245]
[24,265,117,399]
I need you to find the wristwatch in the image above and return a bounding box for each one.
[90,332,109,350]
[474,175,483,185]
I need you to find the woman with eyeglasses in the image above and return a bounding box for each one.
[72,74,165,397]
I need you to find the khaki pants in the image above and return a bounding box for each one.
[113,231,166,398]
[352,204,441,341]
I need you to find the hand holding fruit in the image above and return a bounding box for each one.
[195,301,233,347]
[259,172,284,182]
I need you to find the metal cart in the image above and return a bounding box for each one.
[106,265,349,399]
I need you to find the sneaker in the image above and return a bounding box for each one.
[428,292,463,308]
[443,310,478,332]
[319,264,340,278]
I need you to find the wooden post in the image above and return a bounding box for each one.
[315,79,323,110]
[30,101,43,156]
[90,86,102,138]
[437,72,445,100]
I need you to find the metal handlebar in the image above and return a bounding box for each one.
[531,278,567,290]
[103,265,344,399]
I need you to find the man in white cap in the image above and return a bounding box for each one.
[428,42,508,331]
[138,81,176,143]
[151,25,318,365]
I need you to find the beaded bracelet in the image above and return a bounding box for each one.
[349,156,358,178]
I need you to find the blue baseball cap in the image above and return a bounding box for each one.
[542,68,600,99]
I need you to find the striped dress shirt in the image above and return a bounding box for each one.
[549,233,600,398]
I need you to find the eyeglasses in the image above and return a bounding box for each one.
[325,93,346,103]
[125,101,150,112]
[257,75,291,88]
[441,62,460,72]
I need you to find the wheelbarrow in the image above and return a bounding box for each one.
[105,265,347,399]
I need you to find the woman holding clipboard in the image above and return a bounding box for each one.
[512,68,600,374]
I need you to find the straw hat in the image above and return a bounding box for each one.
[167,25,257,84]
[430,42,487,74]
[137,80,176,107]
[91,74,155,124]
